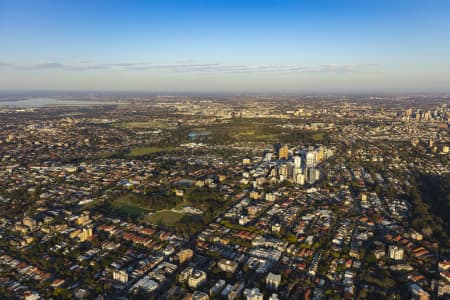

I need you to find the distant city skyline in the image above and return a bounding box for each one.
[1,0,450,92]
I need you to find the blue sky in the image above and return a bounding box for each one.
[1,0,450,93]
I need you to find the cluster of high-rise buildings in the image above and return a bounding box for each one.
[262,144,334,185]
[399,104,449,122]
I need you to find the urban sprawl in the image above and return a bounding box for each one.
[0,95,449,300]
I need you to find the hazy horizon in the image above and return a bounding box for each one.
[2,90,450,100]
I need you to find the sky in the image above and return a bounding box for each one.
[1,0,450,93]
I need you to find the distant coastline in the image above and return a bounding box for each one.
[0,97,119,107]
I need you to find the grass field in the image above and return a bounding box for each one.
[312,133,325,141]
[146,210,184,227]
[126,146,179,157]
[231,129,278,142]
[116,121,172,129]
[200,118,331,145]
[206,119,282,143]
[110,194,151,217]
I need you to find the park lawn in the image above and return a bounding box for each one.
[115,121,172,129]
[126,146,179,157]
[207,119,283,143]
[312,132,325,141]
[189,118,330,145]
[232,129,278,142]
[146,210,184,227]
[110,194,151,217]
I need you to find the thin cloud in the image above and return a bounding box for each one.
[23,62,109,71]
[24,62,66,70]
[318,64,356,72]
[3,61,378,73]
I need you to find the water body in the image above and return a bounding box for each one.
[0,98,119,107]
[188,131,211,139]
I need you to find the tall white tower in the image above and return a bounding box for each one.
[294,155,301,169]
[306,152,315,168]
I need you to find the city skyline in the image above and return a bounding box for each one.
[1,0,450,92]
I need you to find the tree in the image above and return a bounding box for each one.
[364,253,377,265]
